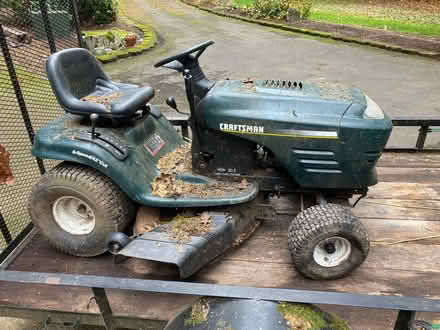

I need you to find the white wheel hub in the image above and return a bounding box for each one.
[52,196,95,235]
[313,236,351,267]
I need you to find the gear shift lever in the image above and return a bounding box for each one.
[90,113,99,139]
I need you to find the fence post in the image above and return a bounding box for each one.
[416,125,429,151]
[0,211,12,245]
[71,0,84,48]
[39,0,57,53]
[0,25,46,175]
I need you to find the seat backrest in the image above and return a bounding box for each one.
[46,48,109,109]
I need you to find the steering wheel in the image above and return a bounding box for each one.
[154,40,215,68]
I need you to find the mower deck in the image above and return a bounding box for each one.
[1,153,440,328]
[117,211,256,278]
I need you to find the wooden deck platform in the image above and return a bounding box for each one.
[1,152,440,329]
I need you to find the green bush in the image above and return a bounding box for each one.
[246,0,313,20]
[78,0,119,25]
[246,0,291,20]
[295,0,313,19]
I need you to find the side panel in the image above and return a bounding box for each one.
[32,114,259,207]
[32,114,183,204]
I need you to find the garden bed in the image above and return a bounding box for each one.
[82,25,155,64]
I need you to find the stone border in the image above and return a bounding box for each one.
[96,24,157,64]
[182,0,440,60]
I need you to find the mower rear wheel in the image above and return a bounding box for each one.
[28,162,136,257]
[288,203,369,280]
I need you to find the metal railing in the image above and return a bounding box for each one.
[387,118,440,152]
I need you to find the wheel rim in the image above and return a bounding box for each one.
[52,196,95,235]
[313,236,352,267]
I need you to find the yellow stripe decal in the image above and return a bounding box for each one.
[224,130,339,140]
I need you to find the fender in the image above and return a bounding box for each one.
[32,113,182,205]
[32,114,258,207]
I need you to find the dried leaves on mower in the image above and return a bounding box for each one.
[152,143,249,198]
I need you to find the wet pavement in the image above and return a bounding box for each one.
[107,0,440,147]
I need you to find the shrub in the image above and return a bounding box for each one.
[77,0,119,25]
[295,0,313,19]
[246,0,313,20]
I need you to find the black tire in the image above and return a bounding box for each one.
[288,203,369,280]
[27,162,136,257]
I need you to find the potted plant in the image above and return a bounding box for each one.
[124,34,137,48]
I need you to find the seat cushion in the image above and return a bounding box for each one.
[79,79,155,118]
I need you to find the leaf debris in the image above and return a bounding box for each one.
[152,144,249,198]
[168,211,212,242]
[81,92,122,110]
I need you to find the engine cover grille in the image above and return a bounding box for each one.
[262,79,303,89]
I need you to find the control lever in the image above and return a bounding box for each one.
[166,97,188,116]
[90,113,99,139]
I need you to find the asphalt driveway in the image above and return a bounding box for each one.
[107,0,440,148]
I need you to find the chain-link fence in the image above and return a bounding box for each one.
[0,0,82,259]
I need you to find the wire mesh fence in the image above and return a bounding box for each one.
[0,0,82,256]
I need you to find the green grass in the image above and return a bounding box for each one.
[229,0,440,36]
[311,10,440,37]
[232,0,255,6]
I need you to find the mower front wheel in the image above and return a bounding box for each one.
[288,203,369,280]
[28,162,136,257]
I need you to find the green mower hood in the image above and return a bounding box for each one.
[195,79,392,189]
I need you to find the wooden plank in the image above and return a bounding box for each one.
[378,153,440,168]
[106,290,196,321]
[256,218,440,245]
[5,234,440,326]
[0,282,98,314]
[318,305,398,330]
[377,167,440,183]
[194,259,440,299]
[223,236,440,273]
[354,199,440,221]
[271,195,440,222]
[368,182,440,200]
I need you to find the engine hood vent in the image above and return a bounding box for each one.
[262,79,303,89]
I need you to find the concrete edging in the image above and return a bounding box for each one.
[182,0,440,59]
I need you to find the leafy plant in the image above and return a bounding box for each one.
[294,0,313,19]
[245,0,313,20]
[77,0,119,25]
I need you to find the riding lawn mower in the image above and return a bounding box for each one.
[28,41,392,280]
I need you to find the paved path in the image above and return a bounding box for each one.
[108,0,440,147]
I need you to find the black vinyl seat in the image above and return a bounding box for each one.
[46,48,155,118]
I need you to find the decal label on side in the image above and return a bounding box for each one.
[219,123,338,140]
[72,150,108,168]
[220,123,264,134]
[144,133,165,156]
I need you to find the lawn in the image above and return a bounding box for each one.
[231,0,440,37]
